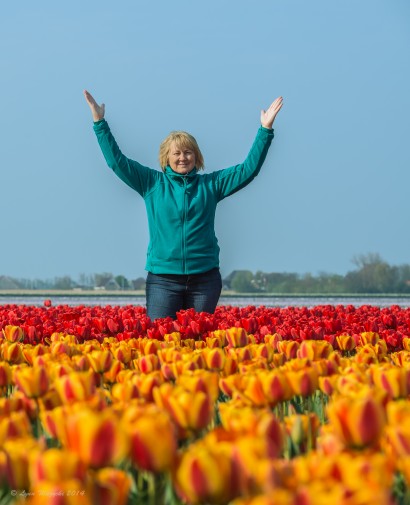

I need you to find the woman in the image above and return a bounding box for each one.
[84,90,283,320]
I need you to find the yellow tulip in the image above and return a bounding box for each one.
[2,437,42,490]
[154,383,213,434]
[54,371,96,404]
[286,367,319,397]
[29,448,86,484]
[226,327,249,348]
[13,365,49,398]
[2,325,23,343]
[124,408,177,472]
[327,393,386,448]
[175,442,240,504]
[64,407,127,468]
[297,340,333,361]
[0,361,11,387]
[0,410,32,444]
[335,334,356,352]
[87,350,113,373]
[203,347,226,371]
[1,341,24,364]
[276,340,299,360]
[90,468,131,505]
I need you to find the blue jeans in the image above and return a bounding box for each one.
[145,268,222,320]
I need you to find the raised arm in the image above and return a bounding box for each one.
[213,97,283,201]
[84,90,159,197]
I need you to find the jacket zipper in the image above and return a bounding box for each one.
[182,176,188,274]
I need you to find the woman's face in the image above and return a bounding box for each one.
[168,141,196,174]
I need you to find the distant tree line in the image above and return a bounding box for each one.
[224,254,410,294]
[2,254,410,294]
[0,272,146,291]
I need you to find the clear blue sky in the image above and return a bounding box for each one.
[2,0,409,281]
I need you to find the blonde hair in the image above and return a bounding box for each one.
[159,131,204,171]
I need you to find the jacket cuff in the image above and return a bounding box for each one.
[93,119,108,131]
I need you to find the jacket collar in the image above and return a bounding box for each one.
[164,166,198,179]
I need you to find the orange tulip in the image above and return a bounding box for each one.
[90,468,131,505]
[226,327,249,348]
[0,361,11,387]
[64,408,127,468]
[87,350,113,373]
[178,370,219,402]
[111,381,140,403]
[103,359,123,384]
[264,333,283,349]
[359,331,379,345]
[207,330,227,347]
[276,340,299,360]
[0,393,36,420]
[161,361,179,381]
[372,366,410,400]
[135,353,160,373]
[0,410,32,444]
[154,383,213,434]
[384,425,410,458]
[142,339,162,355]
[221,356,238,376]
[132,370,163,402]
[175,441,240,504]
[164,332,181,344]
[203,347,226,371]
[386,399,410,425]
[228,346,252,363]
[260,370,293,406]
[241,375,267,407]
[219,374,244,398]
[335,334,356,352]
[112,344,133,364]
[124,407,177,472]
[2,437,42,490]
[390,350,410,367]
[158,347,182,364]
[29,448,87,484]
[14,365,49,398]
[318,375,339,396]
[297,340,333,361]
[2,325,23,342]
[1,341,24,364]
[327,393,386,448]
[271,353,286,367]
[22,343,49,365]
[54,371,96,404]
[286,367,319,397]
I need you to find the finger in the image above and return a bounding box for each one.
[268,97,283,110]
[84,90,97,106]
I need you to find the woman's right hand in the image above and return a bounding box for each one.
[83,90,105,122]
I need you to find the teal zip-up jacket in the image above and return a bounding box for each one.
[93,119,274,275]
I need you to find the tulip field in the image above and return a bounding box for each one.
[3,303,410,504]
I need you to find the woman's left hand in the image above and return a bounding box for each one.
[260,96,283,129]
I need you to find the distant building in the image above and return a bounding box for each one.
[104,278,121,291]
